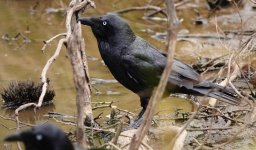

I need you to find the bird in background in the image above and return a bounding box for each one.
[4,123,105,150]
[5,124,74,150]
[79,14,240,127]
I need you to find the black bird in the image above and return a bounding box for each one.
[4,124,74,150]
[79,14,240,125]
[4,124,104,150]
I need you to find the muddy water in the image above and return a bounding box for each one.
[0,0,255,149]
[0,0,188,147]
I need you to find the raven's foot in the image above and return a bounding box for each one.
[129,116,143,129]
[125,109,145,130]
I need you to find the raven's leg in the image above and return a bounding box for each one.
[129,97,149,128]
[133,107,146,122]
[134,98,148,121]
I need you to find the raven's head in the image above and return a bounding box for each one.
[79,14,135,44]
[4,124,74,150]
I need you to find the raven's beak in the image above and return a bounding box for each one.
[4,133,23,142]
[79,17,93,26]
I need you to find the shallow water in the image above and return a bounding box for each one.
[0,0,255,149]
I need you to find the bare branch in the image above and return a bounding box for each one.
[129,0,179,149]
[42,33,67,52]
[66,0,95,39]
[65,0,95,147]
[38,38,67,107]
[113,5,165,15]
[14,103,37,115]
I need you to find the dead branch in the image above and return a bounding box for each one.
[92,101,114,110]
[201,54,228,68]
[112,0,191,17]
[52,117,76,126]
[99,142,121,150]
[11,0,95,149]
[178,33,230,40]
[42,33,67,52]
[65,0,95,39]
[65,0,95,147]
[92,101,113,104]
[250,0,256,4]
[215,108,245,124]
[112,121,123,145]
[93,112,103,121]
[169,104,200,149]
[121,141,153,150]
[129,0,179,149]
[187,127,232,131]
[38,38,67,107]
[112,5,166,16]
[223,29,255,36]
[0,115,34,128]
[14,38,66,116]
[1,32,31,43]
[14,103,36,115]
[92,101,136,116]
[46,112,76,119]
[116,108,136,116]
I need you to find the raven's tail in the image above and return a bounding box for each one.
[191,81,240,105]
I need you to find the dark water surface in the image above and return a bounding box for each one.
[0,0,255,149]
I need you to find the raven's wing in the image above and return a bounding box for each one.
[121,37,201,89]
[169,58,201,89]
[121,53,162,88]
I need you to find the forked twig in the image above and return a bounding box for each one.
[14,38,67,115]
[42,33,67,52]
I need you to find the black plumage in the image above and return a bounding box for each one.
[4,124,74,150]
[4,124,105,150]
[79,14,240,124]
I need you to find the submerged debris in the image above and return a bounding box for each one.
[249,71,256,87]
[194,16,208,26]
[1,81,55,109]
[207,0,233,10]
[45,7,65,14]
[206,0,243,10]
[1,33,31,43]
[91,78,118,84]
[192,56,226,73]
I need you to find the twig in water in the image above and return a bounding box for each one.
[112,121,123,145]
[169,103,200,149]
[187,127,232,131]
[113,5,166,16]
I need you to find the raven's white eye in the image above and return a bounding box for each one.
[103,21,107,26]
[36,134,43,141]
